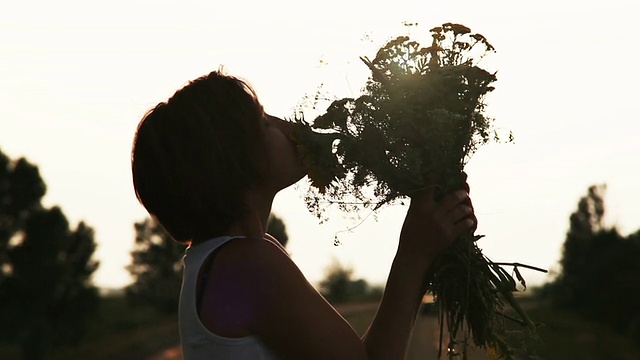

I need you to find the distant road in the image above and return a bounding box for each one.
[407,313,489,360]
[147,305,490,360]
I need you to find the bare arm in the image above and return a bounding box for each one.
[363,188,474,359]
[201,187,474,360]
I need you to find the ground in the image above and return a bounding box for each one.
[147,302,491,360]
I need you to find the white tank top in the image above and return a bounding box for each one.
[179,236,280,360]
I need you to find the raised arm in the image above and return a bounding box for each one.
[204,187,474,360]
[363,187,474,359]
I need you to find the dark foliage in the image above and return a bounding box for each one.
[0,148,99,360]
[267,213,289,247]
[319,260,383,304]
[126,218,186,314]
[542,185,640,343]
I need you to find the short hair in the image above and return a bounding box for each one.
[131,70,266,243]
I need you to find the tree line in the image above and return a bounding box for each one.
[1,149,639,359]
[539,184,640,342]
[0,149,99,360]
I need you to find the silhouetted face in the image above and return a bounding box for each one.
[260,113,306,192]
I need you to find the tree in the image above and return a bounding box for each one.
[319,260,354,304]
[319,259,382,304]
[267,213,289,247]
[126,218,186,314]
[543,184,640,339]
[622,230,640,342]
[554,184,607,306]
[0,152,46,284]
[0,148,100,360]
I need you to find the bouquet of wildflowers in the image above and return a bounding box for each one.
[291,23,546,359]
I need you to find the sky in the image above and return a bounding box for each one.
[1,0,639,290]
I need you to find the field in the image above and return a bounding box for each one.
[1,294,638,359]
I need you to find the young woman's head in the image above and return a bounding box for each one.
[131,70,271,243]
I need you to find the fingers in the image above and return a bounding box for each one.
[446,204,473,225]
[460,180,477,230]
[409,183,477,233]
[435,190,476,238]
[407,185,440,213]
[438,190,468,213]
[399,183,477,260]
[452,216,476,237]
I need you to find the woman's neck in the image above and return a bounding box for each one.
[226,186,274,238]
[189,186,275,247]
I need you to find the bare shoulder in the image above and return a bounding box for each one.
[206,236,294,284]
[264,232,288,252]
[205,236,315,309]
[200,237,368,359]
[197,237,291,337]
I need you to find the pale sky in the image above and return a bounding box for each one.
[1,0,639,289]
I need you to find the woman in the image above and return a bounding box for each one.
[131,70,476,359]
